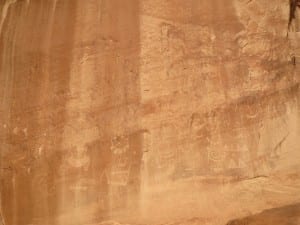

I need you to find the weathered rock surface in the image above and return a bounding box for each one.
[0,1,299,225]
[226,203,300,225]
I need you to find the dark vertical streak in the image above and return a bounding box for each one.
[0,0,77,224]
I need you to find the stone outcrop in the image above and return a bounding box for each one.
[0,1,299,225]
[226,203,300,225]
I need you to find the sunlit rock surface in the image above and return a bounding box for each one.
[0,1,299,225]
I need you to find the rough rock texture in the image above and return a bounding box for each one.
[0,1,299,225]
[226,203,300,225]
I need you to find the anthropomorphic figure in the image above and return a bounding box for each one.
[288,0,300,33]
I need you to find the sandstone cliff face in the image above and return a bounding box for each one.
[0,1,299,225]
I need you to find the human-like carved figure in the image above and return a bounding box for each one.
[288,0,300,34]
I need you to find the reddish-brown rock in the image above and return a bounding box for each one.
[0,1,299,225]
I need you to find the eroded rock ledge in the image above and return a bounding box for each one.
[226,203,300,225]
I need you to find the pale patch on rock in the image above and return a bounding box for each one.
[12,127,19,134]
[0,0,17,36]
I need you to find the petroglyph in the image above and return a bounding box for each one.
[0,1,300,225]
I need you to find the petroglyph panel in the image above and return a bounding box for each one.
[0,1,300,225]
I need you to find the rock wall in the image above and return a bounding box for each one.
[0,1,299,225]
